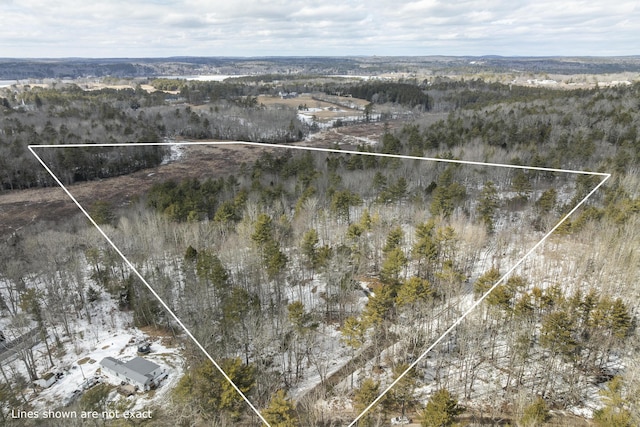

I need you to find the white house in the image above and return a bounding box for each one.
[99,356,166,391]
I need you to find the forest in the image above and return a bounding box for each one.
[0,69,639,427]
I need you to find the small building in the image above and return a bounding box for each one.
[100,356,166,391]
[279,91,298,99]
[34,372,57,389]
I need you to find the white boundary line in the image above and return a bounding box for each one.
[30,141,610,177]
[348,171,610,426]
[28,143,271,426]
[28,141,610,427]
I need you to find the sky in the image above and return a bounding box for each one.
[1,0,639,58]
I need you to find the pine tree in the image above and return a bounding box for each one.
[609,298,632,340]
[196,250,229,291]
[519,397,550,427]
[421,388,463,427]
[477,181,499,233]
[353,378,380,427]
[380,247,407,284]
[429,167,466,218]
[252,213,274,247]
[511,170,532,200]
[389,363,418,419]
[264,239,288,280]
[184,245,198,261]
[540,310,578,359]
[362,285,395,328]
[396,276,434,307]
[473,267,501,299]
[301,228,319,269]
[536,188,557,214]
[89,200,115,225]
[174,358,255,420]
[360,208,373,231]
[593,376,633,427]
[330,189,362,222]
[383,226,404,255]
[412,220,438,277]
[341,316,366,350]
[263,390,298,427]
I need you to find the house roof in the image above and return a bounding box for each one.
[125,357,159,376]
[100,356,161,386]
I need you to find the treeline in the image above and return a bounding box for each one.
[150,79,263,104]
[0,82,307,190]
[429,77,581,109]
[341,82,432,110]
[380,81,640,171]
[0,84,166,189]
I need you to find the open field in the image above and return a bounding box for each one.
[0,144,268,236]
[0,122,402,236]
[258,93,370,122]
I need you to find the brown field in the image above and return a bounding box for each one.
[0,122,397,237]
[0,144,272,236]
[258,93,369,121]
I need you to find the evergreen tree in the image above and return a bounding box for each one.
[252,213,274,247]
[609,298,632,340]
[383,226,404,255]
[396,276,434,307]
[353,378,381,427]
[412,220,438,278]
[536,188,557,214]
[213,199,238,223]
[473,267,501,299]
[341,316,366,351]
[301,228,319,270]
[79,383,111,413]
[477,181,499,233]
[287,301,315,334]
[519,397,550,427]
[263,390,298,427]
[264,239,288,280]
[196,250,229,291]
[360,208,373,231]
[540,310,578,360]
[429,167,466,218]
[389,363,418,419]
[593,376,633,427]
[421,388,463,427]
[330,189,362,222]
[380,247,408,284]
[89,200,115,225]
[511,170,532,200]
[184,245,198,261]
[347,223,364,240]
[174,358,255,421]
[362,285,395,328]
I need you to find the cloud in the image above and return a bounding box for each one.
[0,0,638,57]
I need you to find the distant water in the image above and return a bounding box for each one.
[0,80,18,88]
[158,75,246,81]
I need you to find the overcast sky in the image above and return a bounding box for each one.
[2,0,638,58]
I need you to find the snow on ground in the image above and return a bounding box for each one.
[288,322,353,401]
[8,286,183,417]
[160,141,186,165]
